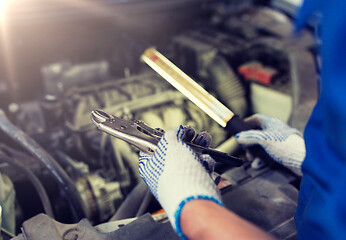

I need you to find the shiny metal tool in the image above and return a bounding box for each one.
[91,110,243,166]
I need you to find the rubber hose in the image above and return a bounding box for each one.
[207,55,248,118]
[109,181,147,221]
[135,189,152,217]
[0,109,85,220]
[0,155,54,218]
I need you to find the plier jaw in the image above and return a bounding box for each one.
[91,110,161,154]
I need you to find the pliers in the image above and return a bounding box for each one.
[91,110,243,166]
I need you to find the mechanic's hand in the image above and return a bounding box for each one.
[139,126,223,238]
[235,114,305,176]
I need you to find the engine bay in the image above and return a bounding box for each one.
[0,1,318,239]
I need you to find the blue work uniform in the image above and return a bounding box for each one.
[295,0,346,239]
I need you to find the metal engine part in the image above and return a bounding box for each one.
[0,174,15,234]
[62,71,223,136]
[77,174,123,223]
[12,213,179,240]
[41,61,110,97]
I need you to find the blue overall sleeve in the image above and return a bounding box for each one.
[294,1,346,239]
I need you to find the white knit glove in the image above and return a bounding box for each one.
[235,114,305,176]
[139,126,223,239]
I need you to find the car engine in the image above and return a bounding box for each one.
[0,1,318,239]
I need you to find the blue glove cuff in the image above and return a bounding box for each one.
[174,195,224,240]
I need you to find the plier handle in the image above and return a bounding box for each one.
[91,110,243,166]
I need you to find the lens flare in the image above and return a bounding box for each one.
[0,0,8,17]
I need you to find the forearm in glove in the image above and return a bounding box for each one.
[139,126,222,239]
